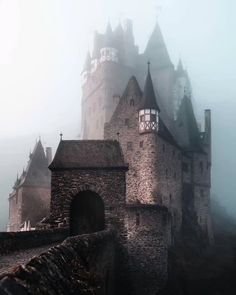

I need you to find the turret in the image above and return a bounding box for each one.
[139,62,160,134]
[100,22,118,64]
[144,21,172,69]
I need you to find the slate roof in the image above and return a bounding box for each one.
[13,140,50,189]
[49,140,128,170]
[175,95,204,153]
[122,76,143,98]
[139,63,160,111]
[144,22,172,69]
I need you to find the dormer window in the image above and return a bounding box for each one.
[100,47,118,63]
[139,109,159,133]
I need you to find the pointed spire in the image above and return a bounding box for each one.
[176,94,203,152]
[145,21,172,68]
[177,59,184,72]
[140,62,160,111]
[114,22,123,36]
[104,21,114,47]
[106,21,112,35]
[83,51,91,72]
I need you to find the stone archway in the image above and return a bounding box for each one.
[70,190,105,236]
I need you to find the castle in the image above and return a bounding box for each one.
[80,19,213,241]
[6,19,213,294]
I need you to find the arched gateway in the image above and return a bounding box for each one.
[70,190,105,235]
[49,140,127,234]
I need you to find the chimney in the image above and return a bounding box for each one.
[46,147,52,165]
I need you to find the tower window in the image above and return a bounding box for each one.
[200,189,204,198]
[136,213,140,226]
[199,161,203,174]
[127,142,133,151]
[166,169,168,179]
[207,162,210,170]
[125,118,130,127]
[130,99,134,106]
[182,163,189,172]
[139,141,144,148]
[169,194,172,202]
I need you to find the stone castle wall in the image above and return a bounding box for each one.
[0,228,68,255]
[0,230,117,295]
[125,205,170,295]
[8,186,51,231]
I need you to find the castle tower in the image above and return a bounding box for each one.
[173,59,192,118]
[175,96,213,242]
[80,20,179,140]
[143,22,175,120]
[81,21,139,140]
[8,140,51,232]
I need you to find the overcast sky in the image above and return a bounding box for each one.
[0,0,235,229]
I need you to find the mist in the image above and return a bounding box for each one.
[0,0,236,230]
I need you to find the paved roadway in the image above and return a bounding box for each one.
[0,243,58,276]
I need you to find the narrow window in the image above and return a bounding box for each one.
[166,169,168,179]
[200,189,204,198]
[127,142,133,151]
[139,141,143,148]
[199,161,203,174]
[169,194,172,202]
[182,163,189,172]
[130,99,134,106]
[136,213,140,226]
[125,118,129,127]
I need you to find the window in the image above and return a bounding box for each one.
[166,169,168,179]
[125,118,129,127]
[127,142,133,151]
[182,163,189,172]
[140,115,145,122]
[169,194,172,202]
[207,162,210,170]
[136,213,140,226]
[199,161,203,174]
[139,141,144,148]
[200,189,204,198]
[130,99,134,106]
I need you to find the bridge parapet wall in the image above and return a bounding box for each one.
[0,228,69,255]
[0,229,116,295]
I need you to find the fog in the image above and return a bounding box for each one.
[0,0,235,230]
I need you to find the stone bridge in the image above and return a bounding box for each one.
[0,229,119,295]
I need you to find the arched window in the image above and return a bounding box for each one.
[130,99,134,106]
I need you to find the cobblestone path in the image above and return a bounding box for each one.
[0,243,58,276]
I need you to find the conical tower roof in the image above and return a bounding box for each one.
[15,140,50,188]
[144,22,172,68]
[175,95,203,152]
[139,63,160,111]
[104,22,114,47]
